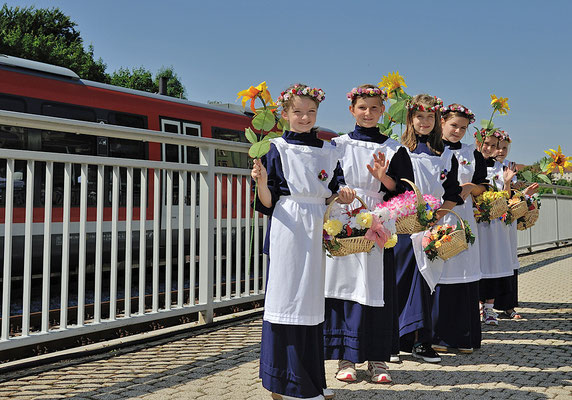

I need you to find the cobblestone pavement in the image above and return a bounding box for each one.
[0,247,570,400]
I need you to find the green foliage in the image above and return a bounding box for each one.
[0,5,187,98]
[387,100,407,125]
[251,109,276,132]
[0,5,107,81]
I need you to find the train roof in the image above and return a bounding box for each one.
[0,54,249,117]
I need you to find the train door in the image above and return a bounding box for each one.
[160,118,201,230]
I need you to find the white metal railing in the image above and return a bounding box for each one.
[0,110,268,351]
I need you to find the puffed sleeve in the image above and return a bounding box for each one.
[253,143,290,216]
[328,161,345,195]
[471,150,489,185]
[442,155,464,205]
[382,147,415,200]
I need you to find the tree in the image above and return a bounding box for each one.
[109,66,187,99]
[155,66,186,99]
[0,5,107,82]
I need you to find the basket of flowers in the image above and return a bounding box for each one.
[422,209,476,261]
[323,196,396,257]
[517,194,540,231]
[508,192,528,220]
[376,178,441,235]
[473,189,510,223]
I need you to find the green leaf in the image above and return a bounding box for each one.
[249,140,271,158]
[262,132,282,141]
[475,128,483,143]
[387,100,407,125]
[522,170,533,182]
[538,174,552,184]
[252,109,276,132]
[539,158,549,172]
[481,119,494,130]
[382,126,394,137]
[276,117,289,132]
[244,128,258,144]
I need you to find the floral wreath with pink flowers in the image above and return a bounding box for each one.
[346,87,388,102]
[276,84,326,107]
[406,96,444,112]
[473,128,511,143]
[441,104,476,124]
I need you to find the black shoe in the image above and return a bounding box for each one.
[412,343,441,363]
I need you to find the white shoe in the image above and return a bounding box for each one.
[335,359,356,382]
[367,361,392,383]
[483,307,499,326]
[389,354,400,363]
[323,387,335,399]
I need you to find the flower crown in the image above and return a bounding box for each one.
[474,128,511,143]
[406,96,444,113]
[441,104,476,124]
[276,84,326,107]
[346,87,388,102]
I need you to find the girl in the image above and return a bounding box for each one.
[427,104,488,353]
[252,84,355,400]
[474,129,515,326]
[494,137,538,319]
[394,94,463,363]
[323,85,414,384]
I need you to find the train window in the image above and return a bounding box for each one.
[111,112,146,129]
[41,103,97,122]
[211,127,249,168]
[0,125,26,149]
[0,94,26,112]
[41,130,96,155]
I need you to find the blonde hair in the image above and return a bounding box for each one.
[279,83,322,112]
[402,94,444,155]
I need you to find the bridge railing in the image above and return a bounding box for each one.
[0,110,267,352]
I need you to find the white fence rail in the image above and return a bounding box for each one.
[0,110,267,352]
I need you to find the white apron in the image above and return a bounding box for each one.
[503,159,520,271]
[324,135,401,306]
[264,137,341,326]
[435,144,481,284]
[408,148,454,292]
[476,160,514,278]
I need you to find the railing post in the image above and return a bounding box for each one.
[198,146,215,324]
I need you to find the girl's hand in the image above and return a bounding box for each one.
[251,159,268,186]
[523,182,539,196]
[367,152,389,181]
[336,187,356,204]
[460,183,475,200]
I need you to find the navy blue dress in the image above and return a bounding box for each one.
[431,141,486,350]
[323,126,414,363]
[255,130,338,398]
[394,135,463,350]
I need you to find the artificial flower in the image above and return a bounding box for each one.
[544,145,572,174]
[237,81,275,112]
[324,219,343,237]
[490,94,510,115]
[384,233,398,249]
[356,212,373,229]
[378,71,407,98]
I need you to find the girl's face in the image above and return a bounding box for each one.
[441,116,469,143]
[496,140,510,162]
[281,96,317,133]
[349,97,385,128]
[412,111,436,135]
[479,136,499,159]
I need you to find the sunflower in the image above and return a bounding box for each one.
[490,94,510,115]
[378,71,407,98]
[237,81,275,112]
[544,145,572,174]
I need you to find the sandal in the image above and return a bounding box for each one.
[503,309,522,319]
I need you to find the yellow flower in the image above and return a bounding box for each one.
[324,219,343,237]
[356,212,373,228]
[237,81,275,112]
[426,210,433,220]
[434,240,442,249]
[384,234,398,248]
[378,71,407,98]
[544,145,572,174]
[490,94,510,115]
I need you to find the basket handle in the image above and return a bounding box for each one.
[400,178,426,208]
[437,208,465,231]
[324,194,368,223]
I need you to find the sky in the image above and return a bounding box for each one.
[5,0,572,165]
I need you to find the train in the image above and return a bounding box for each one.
[0,54,337,277]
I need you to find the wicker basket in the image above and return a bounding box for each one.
[517,201,539,231]
[435,209,469,261]
[509,192,528,220]
[395,178,427,234]
[324,196,375,257]
[488,196,509,220]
